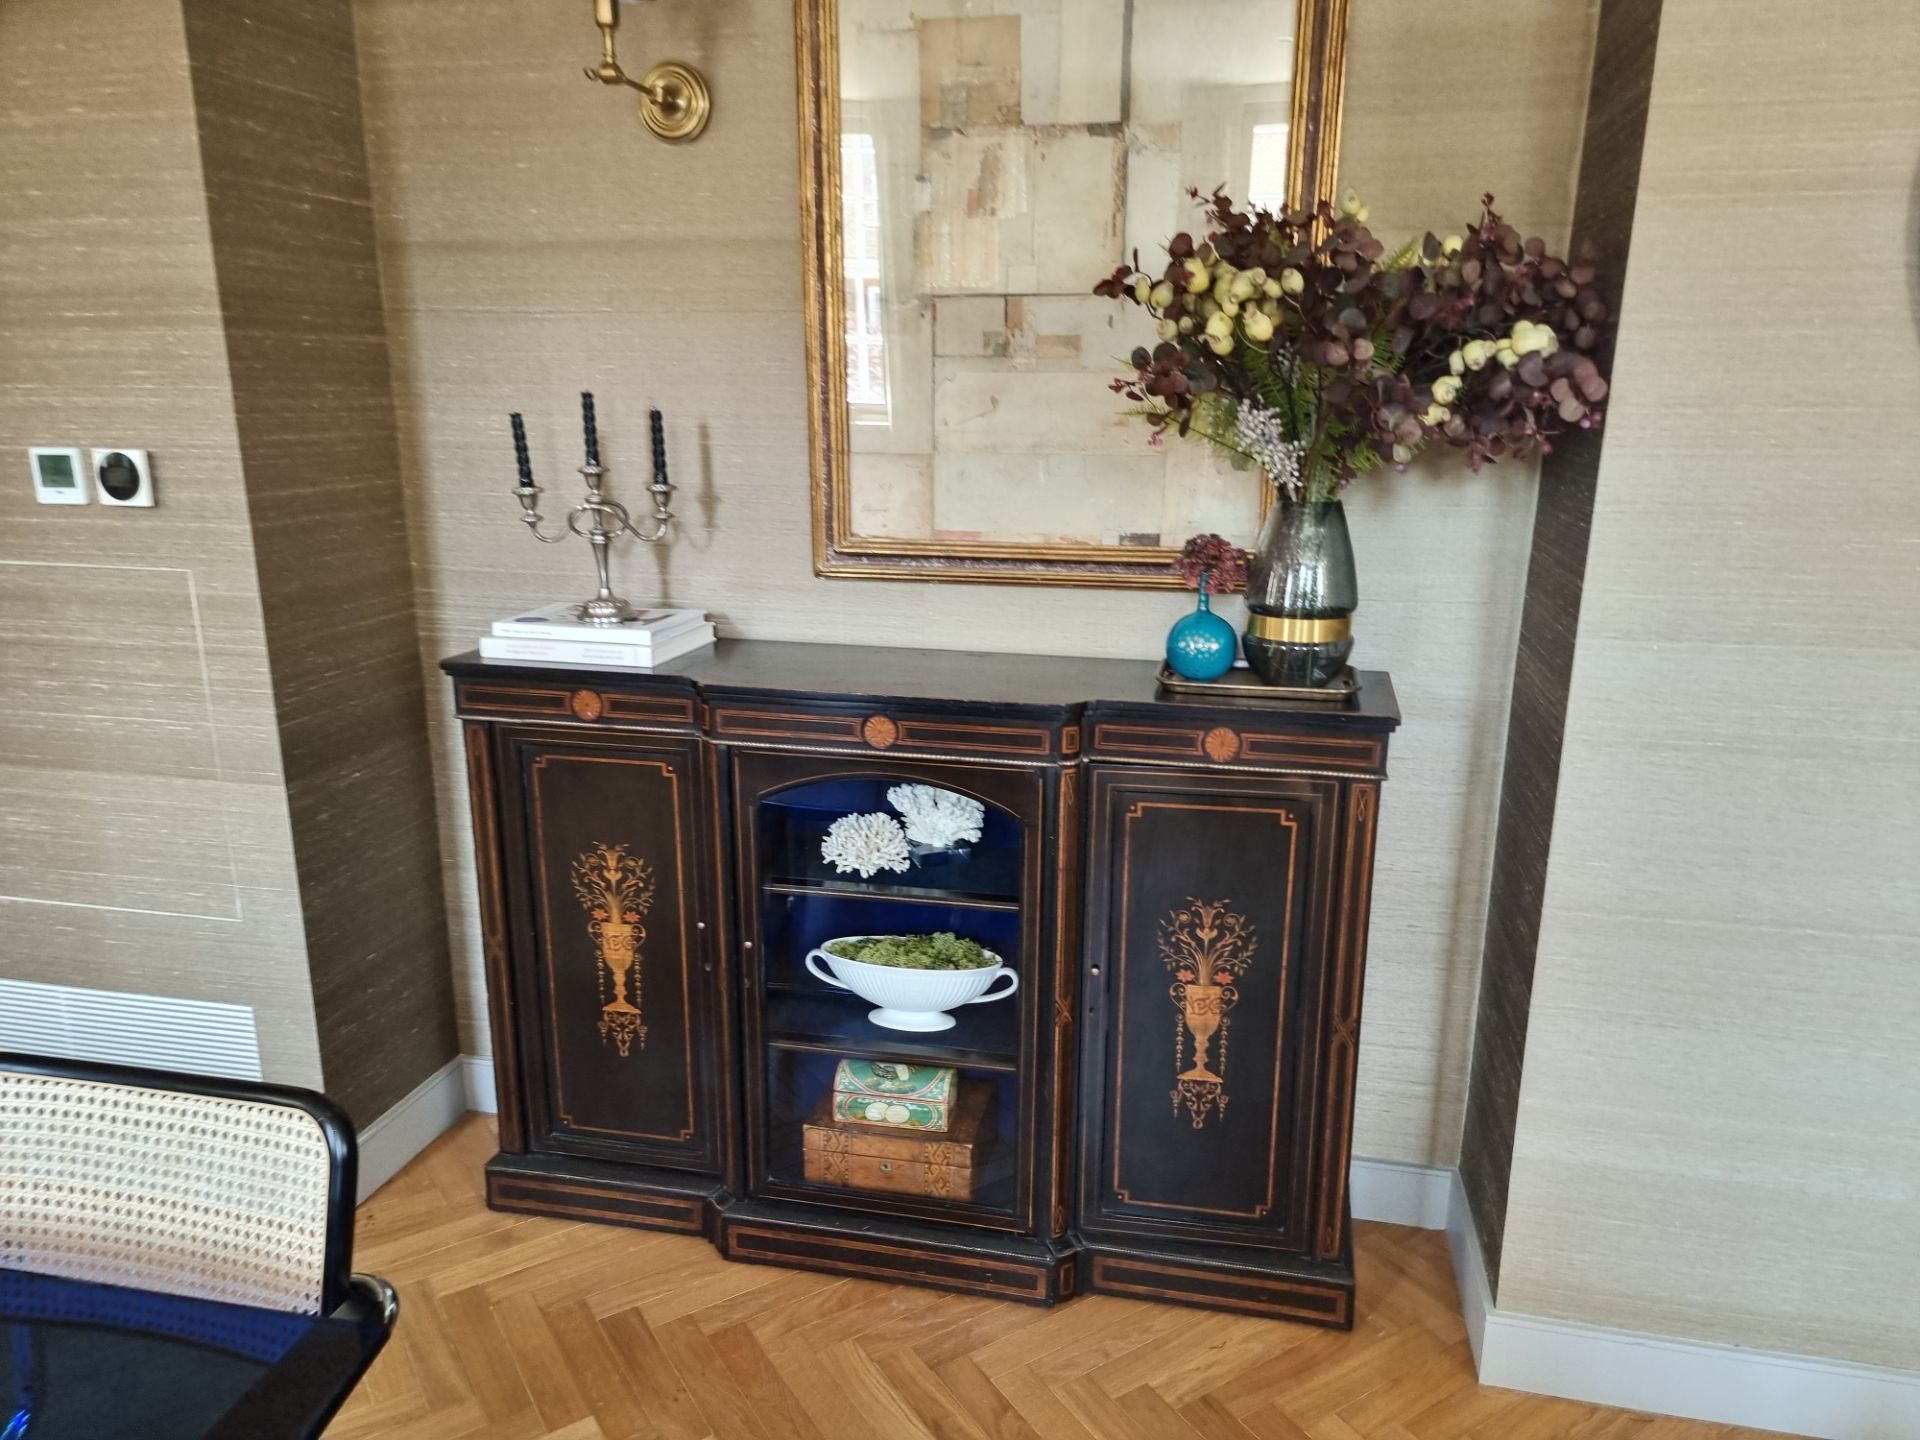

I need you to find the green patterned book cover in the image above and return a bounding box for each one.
[831,1059,955,1130]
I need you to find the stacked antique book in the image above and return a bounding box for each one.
[802,1060,988,1202]
[477,603,714,668]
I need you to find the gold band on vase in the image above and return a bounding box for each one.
[1245,613,1353,644]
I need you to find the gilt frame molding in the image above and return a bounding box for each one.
[795,0,1352,588]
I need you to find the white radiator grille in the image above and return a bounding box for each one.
[0,978,262,1081]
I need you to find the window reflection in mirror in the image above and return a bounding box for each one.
[841,133,892,425]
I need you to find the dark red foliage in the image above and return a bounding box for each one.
[1173,533,1249,593]
[1092,189,1613,481]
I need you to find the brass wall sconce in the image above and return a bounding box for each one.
[584,0,711,142]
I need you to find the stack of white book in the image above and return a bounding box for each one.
[478,603,715,668]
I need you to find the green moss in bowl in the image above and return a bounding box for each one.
[824,933,995,971]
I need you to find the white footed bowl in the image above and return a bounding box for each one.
[804,937,1018,1032]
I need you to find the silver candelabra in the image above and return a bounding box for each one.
[510,393,673,625]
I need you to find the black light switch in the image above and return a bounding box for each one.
[98,452,142,501]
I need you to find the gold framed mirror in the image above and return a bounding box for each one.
[797,0,1350,587]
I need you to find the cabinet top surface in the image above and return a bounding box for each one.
[444,640,1399,730]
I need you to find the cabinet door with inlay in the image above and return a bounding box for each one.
[1077,766,1339,1253]
[500,728,724,1175]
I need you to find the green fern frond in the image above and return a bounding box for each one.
[1347,443,1386,473]
[1382,235,1423,272]
[1186,392,1257,464]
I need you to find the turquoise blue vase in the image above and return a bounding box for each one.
[1166,589,1237,681]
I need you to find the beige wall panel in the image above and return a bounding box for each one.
[0,773,238,919]
[0,564,220,778]
[1499,0,1920,1368]
[353,0,1595,1164]
[0,569,245,916]
[0,0,321,1087]
[0,777,320,1091]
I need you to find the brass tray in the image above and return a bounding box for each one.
[1156,662,1359,704]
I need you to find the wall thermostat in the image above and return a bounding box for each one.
[29,447,91,505]
[92,448,155,507]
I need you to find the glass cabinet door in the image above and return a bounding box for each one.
[731,750,1047,1232]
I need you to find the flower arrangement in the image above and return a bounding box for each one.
[1094,190,1611,501]
[1174,533,1248,595]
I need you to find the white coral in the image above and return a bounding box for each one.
[887,784,986,849]
[820,812,911,878]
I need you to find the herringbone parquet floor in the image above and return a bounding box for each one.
[326,1118,1785,1440]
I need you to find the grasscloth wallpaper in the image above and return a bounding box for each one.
[0,0,323,1088]
[350,0,1596,1168]
[0,0,454,1125]
[1461,0,1664,1288]
[182,0,457,1124]
[1497,0,1920,1369]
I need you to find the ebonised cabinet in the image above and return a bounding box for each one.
[447,641,1397,1324]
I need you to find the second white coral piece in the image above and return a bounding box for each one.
[821,812,911,878]
[887,784,986,849]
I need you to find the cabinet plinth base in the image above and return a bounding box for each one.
[718,1198,1077,1306]
[485,1152,1355,1325]
[1078,1230,1355,1330]
[485,1152,722,1238]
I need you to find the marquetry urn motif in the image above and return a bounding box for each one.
[571,842,655,1056]
[1160,898,1257,1127]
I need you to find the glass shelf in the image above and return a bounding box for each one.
[761,876,1020,912]
[764,990,1021,1072]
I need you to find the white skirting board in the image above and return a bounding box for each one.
[1445,1172,1920,1440]
[353,1055,470,1202]
[1348,1154,1454,1230]
[463,1054,498,1115]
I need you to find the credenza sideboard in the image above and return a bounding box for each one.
[446,641,1397,1326]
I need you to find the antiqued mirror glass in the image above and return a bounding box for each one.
[799,0,1349,585]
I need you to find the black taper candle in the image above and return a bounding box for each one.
[581,391,601,467]
[510,412,533,488]
[648,408,668,485]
